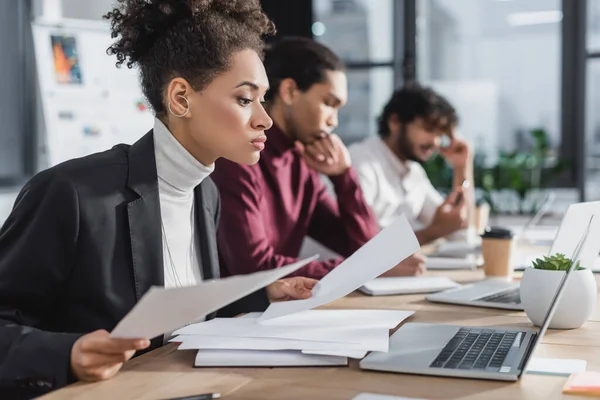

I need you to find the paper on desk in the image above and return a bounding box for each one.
[360,276,460,296]
[194,349,348,367]
[175,309,413,335]
[174,319,383,343]
[110,256,318,339]
[259,216,420,321]
[259,309,414,328]
[302,349,368,359]
[175,329,390,352]
[353,394,428,400]
[525,357,587,376]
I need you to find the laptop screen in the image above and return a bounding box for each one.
[521,214,594,374]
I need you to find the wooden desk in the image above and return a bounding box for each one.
[42,270,600,400]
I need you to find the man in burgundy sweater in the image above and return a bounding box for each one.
[212,37,424,279]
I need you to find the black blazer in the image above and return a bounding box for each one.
[0,131,269,398]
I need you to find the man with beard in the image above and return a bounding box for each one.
[349,84,474,245]
[212,37,425,279]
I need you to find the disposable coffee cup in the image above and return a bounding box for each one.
[480,227,516,281]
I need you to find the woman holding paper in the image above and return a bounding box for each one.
[0,1,317,398]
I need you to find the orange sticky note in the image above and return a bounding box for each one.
[563,372,600,397]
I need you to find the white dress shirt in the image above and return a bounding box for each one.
[349,136,444,231]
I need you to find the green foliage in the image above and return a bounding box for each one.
[531,253,584,271]
[423,128,569,215]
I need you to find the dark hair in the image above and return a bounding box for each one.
[377,84,458,138]
[263,36,345,101]
[104,0,275,115]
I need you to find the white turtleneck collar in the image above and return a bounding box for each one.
[153,118,214,193]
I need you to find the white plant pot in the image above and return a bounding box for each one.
[520,268,597,329]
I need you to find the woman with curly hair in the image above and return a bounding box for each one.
[0,1,318,397]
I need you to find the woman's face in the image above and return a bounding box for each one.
[165,49,272,166]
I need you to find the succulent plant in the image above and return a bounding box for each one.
[531,253,584,271]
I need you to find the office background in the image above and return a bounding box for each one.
[0,0,598,222]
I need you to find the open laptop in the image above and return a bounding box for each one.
[430,193,555,259]
[425,201,600,310]
[359,216,593,381]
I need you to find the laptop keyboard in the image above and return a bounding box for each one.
[477,288,521,304]
[429,328,523,370]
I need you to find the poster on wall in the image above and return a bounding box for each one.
[32,18,153,167]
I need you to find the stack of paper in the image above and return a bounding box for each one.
[112,216,420,366]
[172,309,414,366]
[172,216,421,367]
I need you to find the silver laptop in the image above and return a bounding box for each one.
[428,193,554,259]
[359,217,592,381]
[425,201,600,310]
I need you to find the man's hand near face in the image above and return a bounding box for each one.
[295,133,352,176]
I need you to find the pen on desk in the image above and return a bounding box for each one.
[163,393,221,400]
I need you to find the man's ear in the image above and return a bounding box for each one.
[278,78,299,106]
[387,114,402,136]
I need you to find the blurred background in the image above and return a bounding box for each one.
[0,0,598,222]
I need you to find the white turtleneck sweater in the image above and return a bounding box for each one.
[153,118,214,289]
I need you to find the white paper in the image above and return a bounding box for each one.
[353,394,428,400]
[174,319,385,343]
[175,329,390,352]
[259,216,420,321]
[525,357,587,376]
[360,276,460,296]
[259,309,414,329]
[425,256,480,270]
[110,256,318,339]
[194,349,347,367]
[302,349,368,359]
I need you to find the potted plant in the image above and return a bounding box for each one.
[520,253,597,329]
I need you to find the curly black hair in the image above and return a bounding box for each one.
[377,84,458,138]
[104,0,275,115]
[263,36,345,102]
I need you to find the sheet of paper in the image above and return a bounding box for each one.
[360,276,460,296]
[175,329,390,352]
[110,256,318,339]
[302,349,368,359]
[352,394,428,400]
[259,216,420,321]
[194,349,348,367]
[174,319,387,343]
[259,309,414,328]
[425,256,480,270]
[525,357,587,376]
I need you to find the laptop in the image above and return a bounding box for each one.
[425,201,600,310]
[430,193,555,259]
[359,216,593,381]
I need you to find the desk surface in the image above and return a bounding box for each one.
[42,269,600,400]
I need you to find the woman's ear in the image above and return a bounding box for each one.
[278,78,298,106]
[165,77,193,118]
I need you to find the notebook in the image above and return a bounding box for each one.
[359,276,460,296]
[562,372,600,396]
[425,256,481,270]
